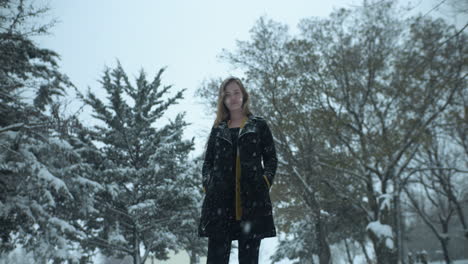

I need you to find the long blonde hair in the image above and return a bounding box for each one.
[213,77,253,127]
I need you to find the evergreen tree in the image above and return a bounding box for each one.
[78,63,195,264]
[1,0,102,262]
[175,155,207,264]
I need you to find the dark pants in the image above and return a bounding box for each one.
[207,236,261,264]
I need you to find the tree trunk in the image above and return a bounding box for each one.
[440,238,451,264]
[359,239,372,264]
[303,256,316,264]
[189,249,199,264]
[344,239,353,264]
[394,183,405,264]
[450,193,468,240]
[370,235,398,264]
[315,217,332,264]
[134,228,141,264]
[440,220,451,264]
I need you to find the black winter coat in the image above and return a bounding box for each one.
[198,115,278,240]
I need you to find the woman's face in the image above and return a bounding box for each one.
[224,81,243,112]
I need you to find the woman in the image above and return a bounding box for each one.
[198,77,278,264]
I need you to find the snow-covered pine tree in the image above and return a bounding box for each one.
[78,63,195,264]
[0,0,103,262]
[174,155,207,264]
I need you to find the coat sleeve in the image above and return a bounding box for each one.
[259,118,277,188]
[202,127,216,192]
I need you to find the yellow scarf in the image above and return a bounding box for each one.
[234,116,247,220]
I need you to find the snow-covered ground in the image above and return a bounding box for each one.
[157,237,293,264]
[234,237,292,264]
[2,241,467,264]
[155,236,468,264]
[430,260,468,264]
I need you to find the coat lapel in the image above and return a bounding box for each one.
[218,115,256,144]
[217,121,232,144]
[239,115,256,140]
